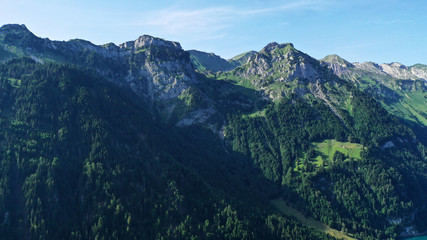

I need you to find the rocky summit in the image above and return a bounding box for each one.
[231,42,324,85]
[0,24,217,125]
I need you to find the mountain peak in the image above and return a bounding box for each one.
[120,35,182,51]
[264,42,279,49]
[0,24,42,53]
[261,42,294,54]
[0,24,36,41]
[387,62,407,69]
[229,40,324,99]
[0,24,31,33]
[322,54,344,63]
[321,54,353,67]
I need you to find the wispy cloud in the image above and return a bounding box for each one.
[143,7,233,36]
[373,19,412,25]
[240,0,330,15]
[138,0,332,42]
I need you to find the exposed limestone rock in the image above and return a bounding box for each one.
[226,42,346,120]
[320,54,354,77]
[352,62,387,75]
[235,42,320,86]
[125,47,196,102]
[176,108,216,127]
[310,80,343,121]
[120,35,181,51]
[379,62,427,80]
[322,53,427,81]
[0,25,215,126]
[382,141,395,149]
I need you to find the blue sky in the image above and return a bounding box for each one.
[1,0,426,65]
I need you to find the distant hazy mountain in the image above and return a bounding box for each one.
[228,50,257,68]
[188,49,257,72]
[321,54,427,81]
[188,50,235,72]
[321,54,427,135]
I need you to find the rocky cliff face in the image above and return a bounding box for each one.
[352,62,386,75]
[227,42,341,101]
[379,62,427,80]
[120,35,182,50]
[120,35,196,101]
[120,35,217,126]
[320,54,354,77]
[234,42,323,85]
[0,24,215,125]
[219,42,348,120]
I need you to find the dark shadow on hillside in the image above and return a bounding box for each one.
[194,71,270,116]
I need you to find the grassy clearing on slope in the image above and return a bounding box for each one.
[314,139,363,162]
[271,198,356,240]
[7,78,21,88]
[243,109,266,118]
[344,97,354,116]
[294,139,363,172]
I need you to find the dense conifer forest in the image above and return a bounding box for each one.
[1,24,427,239]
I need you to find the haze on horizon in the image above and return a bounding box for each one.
[0,0,426,66]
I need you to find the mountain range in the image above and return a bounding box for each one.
[1,24,427,240]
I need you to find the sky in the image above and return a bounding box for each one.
[1,0,426,65]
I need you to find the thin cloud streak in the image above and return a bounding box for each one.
[143,7,232,36]
[241,0,329,15]
[139,0,332,42]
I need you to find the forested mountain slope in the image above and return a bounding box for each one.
[321,55,427,143]
[1,24,427,239]
[213,41,427,239]
[0,58,340,240]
